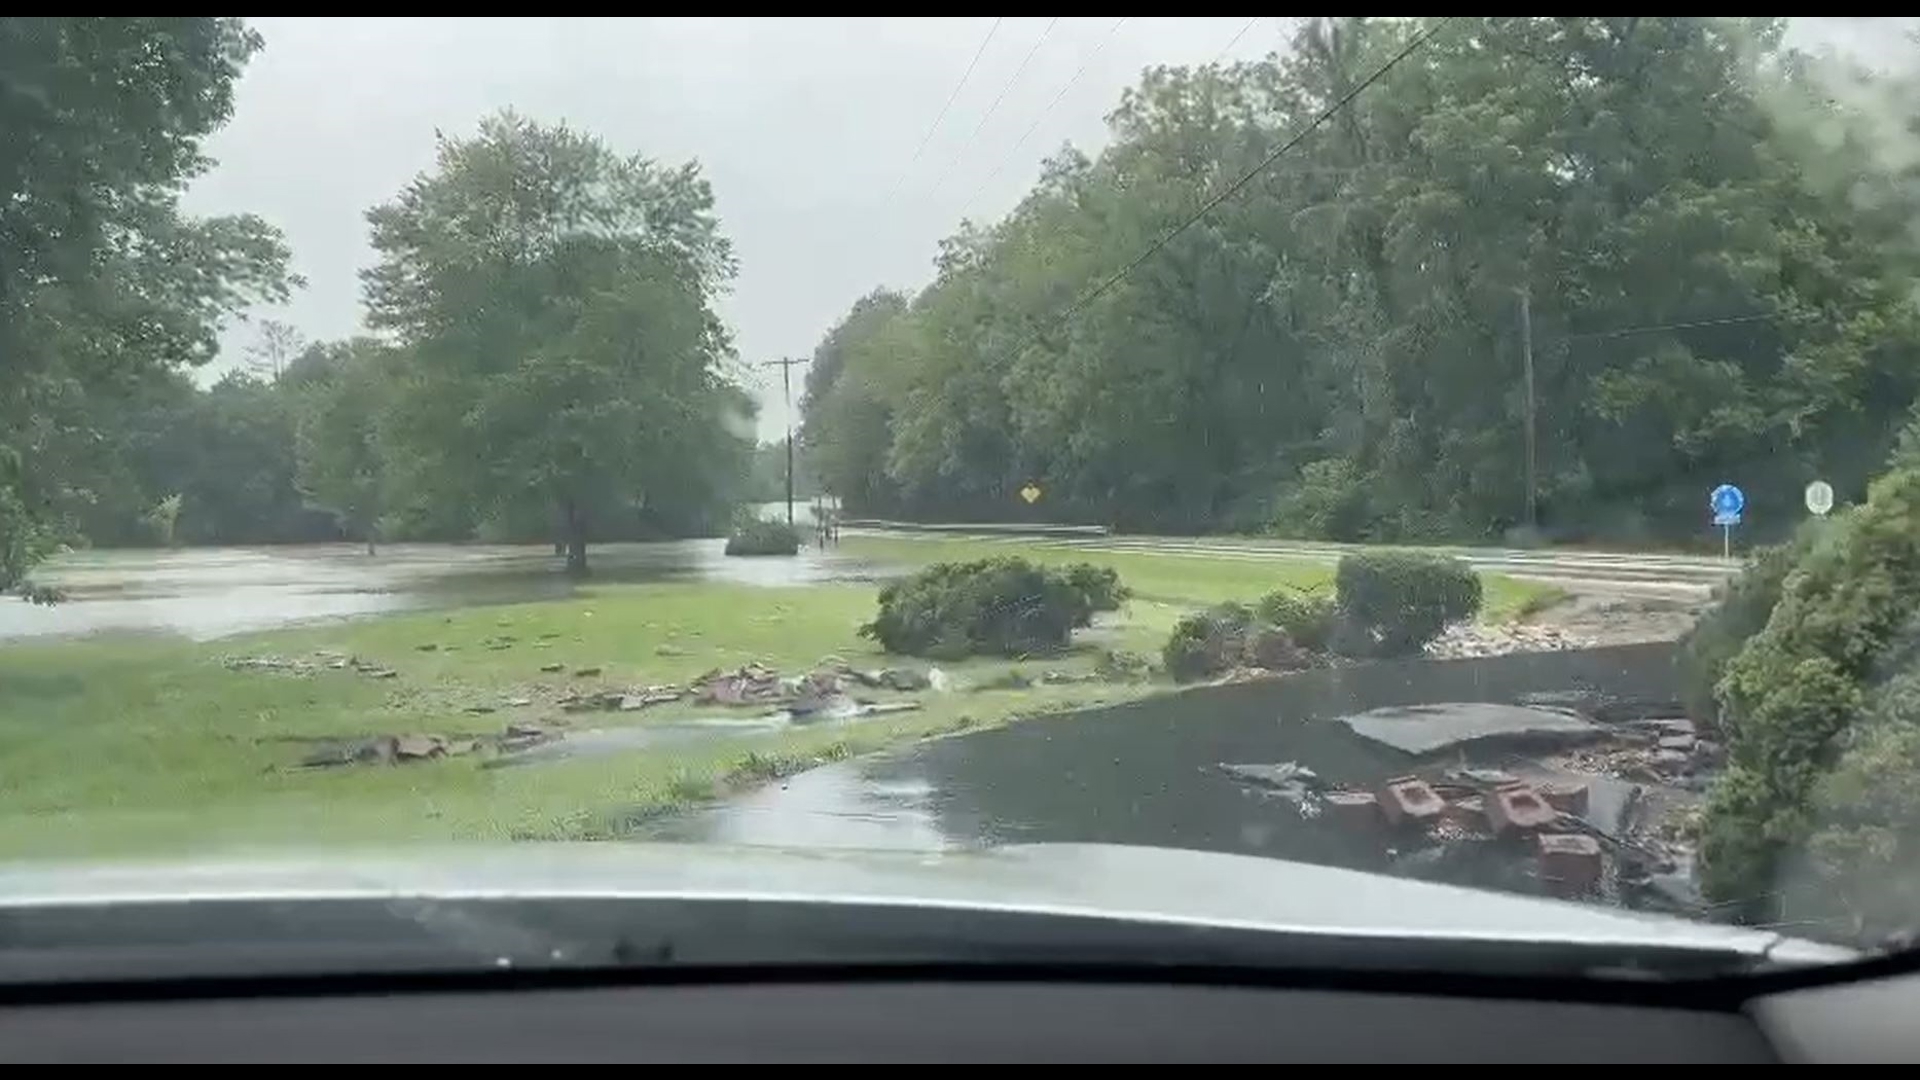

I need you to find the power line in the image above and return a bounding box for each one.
[1557,299,1889,343]
[928,18,1061,199]
[1208,16,1262,65]
[882,18,1003,208]
[958,17,1129,220]
[1016,18,1453,354]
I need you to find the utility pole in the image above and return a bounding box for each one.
[759,357,808,528]
[1518,286,1537,531]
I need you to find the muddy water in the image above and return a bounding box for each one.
[1,537,888,642]
[649,643,1683,898]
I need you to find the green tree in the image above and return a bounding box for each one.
[0,18,295,591]
[798,18,1920,545]
[363,112,740,575]
[293,339,390,553]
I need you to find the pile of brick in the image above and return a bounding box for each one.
[1323,773,1605,898]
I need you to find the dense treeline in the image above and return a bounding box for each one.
[801,17,1920,545]
[2,20,757,588]
[0,18,296,591]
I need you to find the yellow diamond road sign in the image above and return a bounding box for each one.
[1019,483,1041,505]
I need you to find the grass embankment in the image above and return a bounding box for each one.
[0,540,1561,858]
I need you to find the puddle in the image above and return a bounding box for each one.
[648,643,1708,916]
[486,716,795,767]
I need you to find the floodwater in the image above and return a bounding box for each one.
[648,643,1686,904]
[1,535,885,642]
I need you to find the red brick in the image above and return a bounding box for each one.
[1537,833,1603,895]
[1486,781,1558,834]
[1377,776,1445,827]
[1323,790,1381,830]
[1537,780,1590,817]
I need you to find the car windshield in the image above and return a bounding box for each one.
[3,16,1920,975]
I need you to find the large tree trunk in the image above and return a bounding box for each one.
[562,498,589,578]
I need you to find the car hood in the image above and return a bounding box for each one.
[0,842,1855,973]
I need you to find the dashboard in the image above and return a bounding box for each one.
[6,966,1906,1061]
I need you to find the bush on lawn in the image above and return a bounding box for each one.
[1163,603,1256,682]
[1255,588,1337,652]
[724,511,800,556]
[1333,551,1481,657]
[861,558,1128,659]
[1162,602,1319,683]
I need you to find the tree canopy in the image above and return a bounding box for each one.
[0,17,297,591]
[363,112,745,574]
[801,17,1920,545]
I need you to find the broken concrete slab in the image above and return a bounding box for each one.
[1335,702,1608,757]
[618,691,681,712]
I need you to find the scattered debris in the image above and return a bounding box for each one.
[879,667,930,692]
[1206,692,1723,918]
[228,653,405,681]
[1323,790,1381,830]
[619,691,681,712]
[1218,762,1322,818]
[695,664,785,706]
[225,654,317,675]
[1425,623,1595,659]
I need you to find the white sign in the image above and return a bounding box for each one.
[1805,480,1835,517]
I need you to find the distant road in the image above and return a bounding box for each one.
[845,527,1736,596]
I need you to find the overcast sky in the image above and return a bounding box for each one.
[185,17,1914,441]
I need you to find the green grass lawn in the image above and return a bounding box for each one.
[0,540,1558,859]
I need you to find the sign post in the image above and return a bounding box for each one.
[1710,483,1745,560]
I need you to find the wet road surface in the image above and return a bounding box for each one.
[649,643,1685,902]
[859,529,1735,596]
[1,538,888,641]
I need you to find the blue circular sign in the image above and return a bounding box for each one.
[1710,483,1745,516]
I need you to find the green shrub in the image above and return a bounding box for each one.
[724,512,800,556]
[1162,603,1255,683]
[1677,535,1808,731]
[1255,588,1337,652]
[860,558,1128,659]
[1699,458,1920,922]
[1333,551,1481,657]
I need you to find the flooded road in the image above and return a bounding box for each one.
[2,537,886,642]
[649,644,1688,903]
